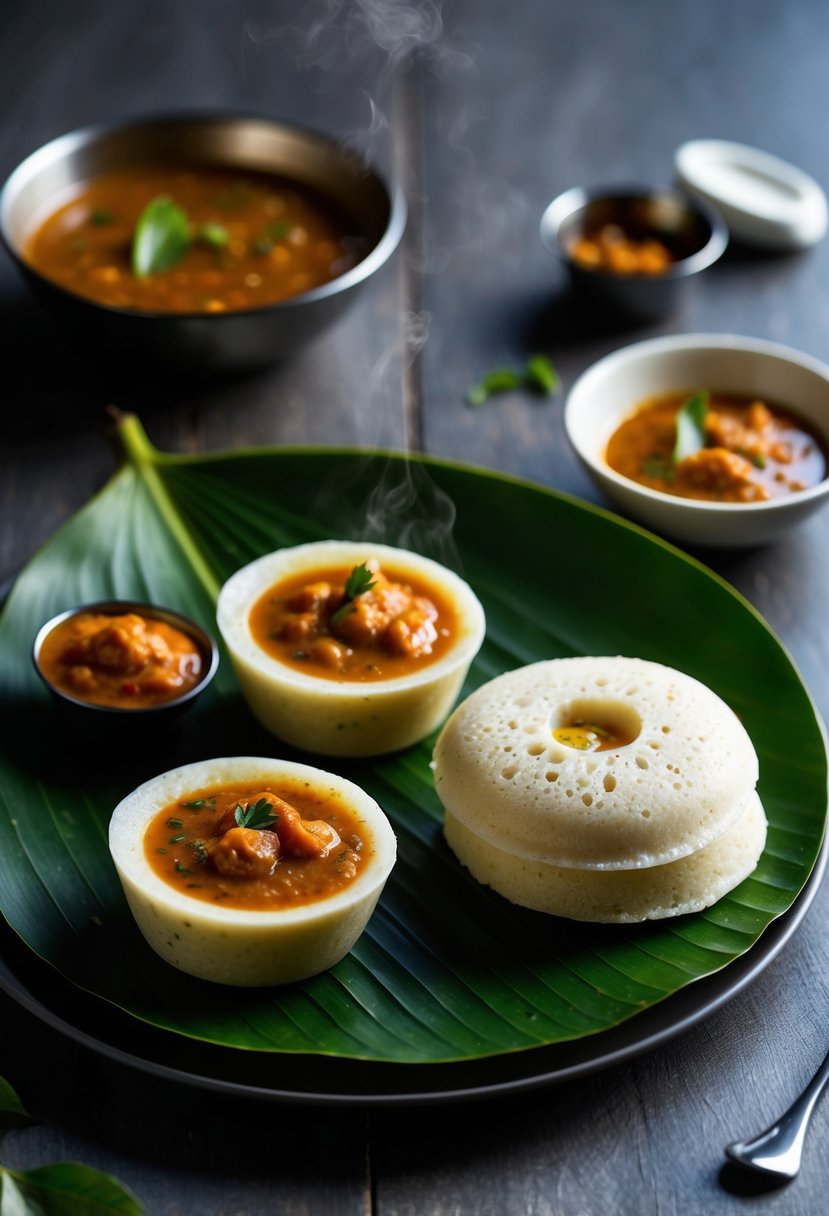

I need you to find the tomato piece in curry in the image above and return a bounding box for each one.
[249,559,459,682]
[605,391,827,502]
[144,781,367,910]
[37,611,203,708]
[24,164,363,314]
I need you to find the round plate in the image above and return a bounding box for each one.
[1,829,824,1106]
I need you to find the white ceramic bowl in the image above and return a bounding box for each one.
[109,756,397,987]
[217,540,486,757]
[565,334,829,547]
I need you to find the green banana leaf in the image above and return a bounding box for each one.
[0,414,825,1064]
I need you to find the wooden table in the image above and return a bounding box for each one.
[2,2,829,1212]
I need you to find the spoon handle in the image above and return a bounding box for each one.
[726,1047,829,1180]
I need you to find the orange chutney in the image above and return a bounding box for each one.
[248,560,459,682]
[24,164,362,314]
[144,780,367,910]
[37,611,203,708]
[605,391,827,502]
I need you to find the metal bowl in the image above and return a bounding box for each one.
[540,185,727,322]
[0,113,406,370]
[33,600,219,733]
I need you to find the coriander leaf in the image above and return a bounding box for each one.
[1,1162,143,1215]
[329,563,377,625]
[672,391,709,465]
[524,354,560,396]
[198,222,229,249]
[0,1076,37,1130]
[132,196,190,278]
[234,799,278,831]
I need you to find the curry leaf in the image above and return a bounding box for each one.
[0,1078,36,1131]
[0,1163,142,1215]
[467,355,559,406]
[198,222,229,250]
[131,197,190,278]
[672,390,709,464]
[524,354,560,396]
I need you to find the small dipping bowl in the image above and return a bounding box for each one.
[33,600,219,733]
[0,112,406,370]
[564,333,829,548]
[217,540,486,758]
[540,185,727,321]
[108,755,397,986]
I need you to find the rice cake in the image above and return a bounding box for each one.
[433,656,759,871]
[443,792,767,923]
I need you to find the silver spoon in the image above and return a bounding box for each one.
[725,1046,829,1182]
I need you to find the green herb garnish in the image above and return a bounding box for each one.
[467,354,559,406]
[174,861,194,876]
[132,196,190,277]
[253,221,293,255]
[90,209,115,226]
[181,799,204,809]
[166,817,183,827]
[329,563,377,626]
[198,221,230,249]
[672,391,709,464]
[168,834,187,844]
[234,799,278,831]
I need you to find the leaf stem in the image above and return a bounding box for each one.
[114,412,222,603]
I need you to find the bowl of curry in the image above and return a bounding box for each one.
[33,600,219,725]
[540,186,727,322]
[565,334,829,547]
[108,755,397,986]
[0,113,406,369]
[216,540,487,757]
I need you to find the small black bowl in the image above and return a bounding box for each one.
[0,112,406,370]
[540,185,727,322]
[32,600,219,737]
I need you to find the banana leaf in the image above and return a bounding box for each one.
[0,414,825,1063]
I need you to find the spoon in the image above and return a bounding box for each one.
[725,1046,829,1181]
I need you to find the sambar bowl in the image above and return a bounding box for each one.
[0,113,406,370]
[564,333,829,548]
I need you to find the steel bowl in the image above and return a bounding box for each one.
[540,185,727,322]
[0,113,406,370]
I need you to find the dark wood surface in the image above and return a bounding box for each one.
[2,2,829,1212]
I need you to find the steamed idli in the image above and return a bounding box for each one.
[433,656,759,871]
[443,792,767,923]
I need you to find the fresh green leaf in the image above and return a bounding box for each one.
[0,417,824,1064]
[0,1077,36,1131]
[329,562,377,625]
[672,390,709,464]
[524,354,560,396]
[131,196,190,278]
[89,209,115,227]
[1,1162,142,1215]
[198,222,229,250]
[467,356,560,406]
[233,799,278,831]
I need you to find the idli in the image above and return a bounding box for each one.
[443,792,767,923]
[433,656,759,871]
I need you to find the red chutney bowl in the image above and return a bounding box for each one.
[32,600,219,733]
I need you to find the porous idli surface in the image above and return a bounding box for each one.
[443,793,767,923]
[433,656,759,870]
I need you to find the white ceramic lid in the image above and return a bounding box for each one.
[675,139,828,250]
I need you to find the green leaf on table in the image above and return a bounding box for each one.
[0,1163,142,1215]
[467,355,559,406]
[0,414,824,1065]
[131,197,190,278]
[672,390,709,464]
[0,1077,36,1131]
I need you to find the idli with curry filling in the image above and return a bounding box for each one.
[433,656,765,921]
